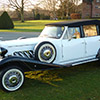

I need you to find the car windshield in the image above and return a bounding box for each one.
[39,26,64,39]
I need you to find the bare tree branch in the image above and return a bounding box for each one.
[8,0,25,22]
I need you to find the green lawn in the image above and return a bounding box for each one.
[0,20,64,32]
[1,61,100,100]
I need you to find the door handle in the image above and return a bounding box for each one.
[82,42,87,45]
[82,42,85,44]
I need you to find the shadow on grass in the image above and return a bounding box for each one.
[25,61,100,87]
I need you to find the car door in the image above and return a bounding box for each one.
[61,26,86,63]
[83,25,100,58]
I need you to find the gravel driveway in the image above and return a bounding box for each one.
[0,32,40,41]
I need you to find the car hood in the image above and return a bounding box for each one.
[0,37,40,48]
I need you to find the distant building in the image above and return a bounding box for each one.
[82,0,100,18]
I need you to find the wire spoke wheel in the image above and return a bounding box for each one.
[0,66,24,92]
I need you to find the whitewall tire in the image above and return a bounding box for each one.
[0,66,25,92]
[35,42,56,63]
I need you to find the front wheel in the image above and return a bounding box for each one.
[0,66,25,92]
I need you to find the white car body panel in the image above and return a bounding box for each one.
[61,38,85,63]
[84,36,100,58]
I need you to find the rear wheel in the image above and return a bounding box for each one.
[0,66,25,92]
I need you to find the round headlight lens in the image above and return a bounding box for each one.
[0,47,8,57]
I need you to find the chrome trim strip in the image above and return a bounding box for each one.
[72,58,98,66]
[8,44,34,48]
[13,50,34,59]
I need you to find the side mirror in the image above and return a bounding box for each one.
[72,35,77,39]
[68,35,76,41]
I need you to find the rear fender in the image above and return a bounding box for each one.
[96,48,100,59]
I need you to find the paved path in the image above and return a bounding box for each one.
[0,32,40,41]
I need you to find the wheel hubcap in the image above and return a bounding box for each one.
[40,46,53,60]
[9,75,18,85]
[43,50,51,57]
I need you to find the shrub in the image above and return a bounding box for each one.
[40,14,50,20]
[34,13,40,20]
[0,11,14,29]
[70,13,81,19]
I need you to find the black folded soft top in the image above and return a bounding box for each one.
[46,20,100,27]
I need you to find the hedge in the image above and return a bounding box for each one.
[0,11,14,29]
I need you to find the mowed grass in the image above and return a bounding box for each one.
[1,61,100,100]
[0,20,64,32]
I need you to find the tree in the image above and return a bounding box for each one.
[0,11,14,29]
[37,0,59,19]
[58,0,81,19]
[31,0,81,19]
[8,0,25,22]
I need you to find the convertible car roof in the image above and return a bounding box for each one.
[46,20,100,27]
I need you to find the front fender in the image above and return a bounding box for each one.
[0,56,64,72]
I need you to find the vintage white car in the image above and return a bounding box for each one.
[0,19,100,92]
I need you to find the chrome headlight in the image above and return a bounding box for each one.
[0,47,8,57]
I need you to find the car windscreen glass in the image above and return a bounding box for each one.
[39,26,64,39]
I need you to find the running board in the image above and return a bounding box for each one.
[72,58,98,66]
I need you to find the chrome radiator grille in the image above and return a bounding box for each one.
[13,50,35,59]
